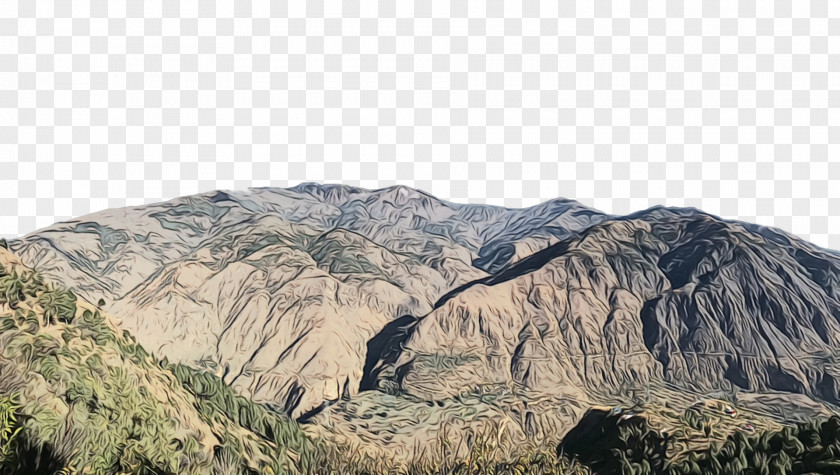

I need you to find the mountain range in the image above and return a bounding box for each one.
[3,183,840,473]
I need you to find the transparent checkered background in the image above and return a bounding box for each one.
[1,1,839,248]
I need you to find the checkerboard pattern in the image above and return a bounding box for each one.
[1,1,839,248]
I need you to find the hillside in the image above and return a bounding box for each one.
[0,246,321,474]
[0,242,597,474]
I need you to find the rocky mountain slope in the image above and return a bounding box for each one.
[7,184,840,461]
[8,185,605,419]
[372,207,840,410]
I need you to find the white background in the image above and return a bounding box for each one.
[1,1,839,248]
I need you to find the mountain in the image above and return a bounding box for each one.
[7,185,605,420]
[5,184,840,471]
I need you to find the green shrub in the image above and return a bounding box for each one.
[669,415,840,475]
[0,394,22,467]
[679,408,708,432]
[0,273,24,308]
[38,288,77,325]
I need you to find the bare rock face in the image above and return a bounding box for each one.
[9,185,604,417]
[376,207,840,408]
